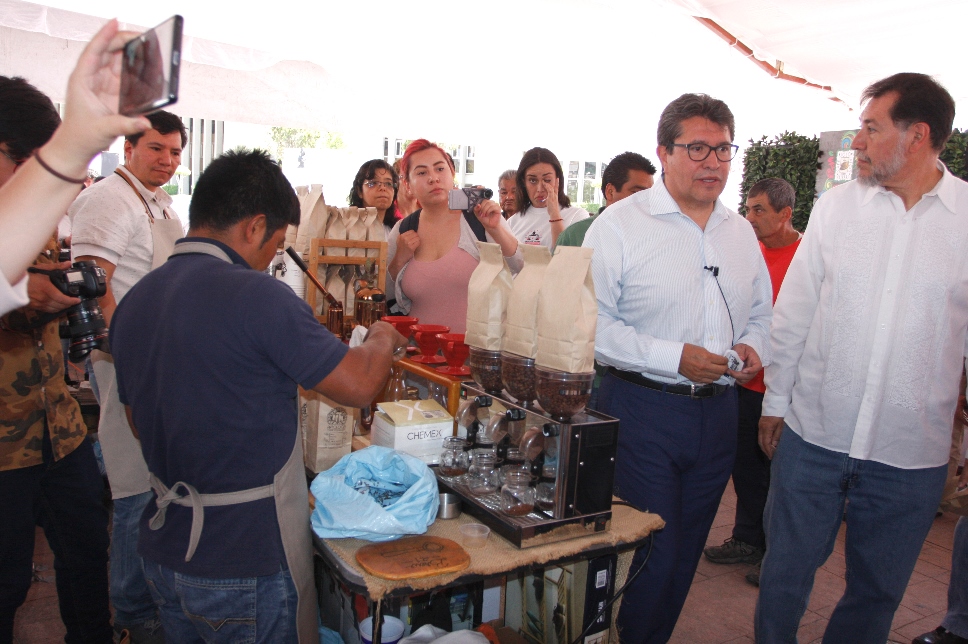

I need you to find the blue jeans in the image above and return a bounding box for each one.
[755,427,947,643]
[143,559,299,643]
[599,373,738,644]
[942,517,968,638]
[0,431,111,643]
[111,491,159,628]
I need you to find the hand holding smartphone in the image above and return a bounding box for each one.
[119,15,183,116]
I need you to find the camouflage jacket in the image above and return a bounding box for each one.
[0,243,86,470]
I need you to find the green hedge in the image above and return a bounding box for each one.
[941,129,968,181]
[739,132,821,232]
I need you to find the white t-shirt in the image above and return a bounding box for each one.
[69,166,176,302]
[507,205,589,248]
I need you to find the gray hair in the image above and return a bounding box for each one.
[657,93,735,151]
[498,169,516,184]
[747,177,795,212]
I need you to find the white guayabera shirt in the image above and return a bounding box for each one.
[763,163,968,469]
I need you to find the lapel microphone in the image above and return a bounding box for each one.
[704,265,720,277]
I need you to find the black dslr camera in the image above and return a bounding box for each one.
[29,261,109,362]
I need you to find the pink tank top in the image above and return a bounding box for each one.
[401,245,479,333]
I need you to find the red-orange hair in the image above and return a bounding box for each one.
[399,139,455,182]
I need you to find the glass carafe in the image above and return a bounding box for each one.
[439,436,469,477]
[501,471,536,516]
[466,453,499,496]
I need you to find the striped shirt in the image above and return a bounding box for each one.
[583,178,772,385]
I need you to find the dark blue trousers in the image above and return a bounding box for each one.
[0,429,111,644]
[731,386,770,548]
[599,373,738,644]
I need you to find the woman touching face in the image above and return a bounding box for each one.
[523,162,558,208]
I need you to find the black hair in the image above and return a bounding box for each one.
[657,93,735,152]
[747,177,795,213]
[0,76,61,161]
[601,152,657,198]
[861,73,955,151]
[347,159,399,228]
[125,109,188,147]
[189,148,299,243]
[516,147,570,211]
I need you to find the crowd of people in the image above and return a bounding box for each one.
[1,17,967,644]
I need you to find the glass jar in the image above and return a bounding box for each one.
[501,471,536,517]
[438,437,469,477]
[535,476,556,512]
[466,453,499,496]
[499,448,526,485]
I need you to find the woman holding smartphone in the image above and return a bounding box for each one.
[507,147,589,249]
[386,139,521,332]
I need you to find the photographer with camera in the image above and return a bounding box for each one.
[67,109,185,643]
[0,20,151,317]
[0,76,113,643]
[386,139,521,332]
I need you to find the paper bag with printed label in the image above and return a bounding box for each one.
[535,246,597,373]
[465,241,513,351]
[300,387,359,473]
[502,244,552,358]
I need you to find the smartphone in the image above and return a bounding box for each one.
[448,187,493,212]
[119,15,183,116]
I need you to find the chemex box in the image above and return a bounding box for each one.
[371,399,454,465]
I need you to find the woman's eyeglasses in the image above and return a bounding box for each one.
[365,180,396,191]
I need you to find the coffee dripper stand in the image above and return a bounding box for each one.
[437,381,619,548]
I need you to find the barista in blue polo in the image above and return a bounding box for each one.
[110,149,405,643]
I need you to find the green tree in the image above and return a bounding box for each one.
[269,127,321,159]
[941,128,968,181]
[739,132,821,231]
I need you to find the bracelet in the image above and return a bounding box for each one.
[548,218,563,223]
[33,152,87,185]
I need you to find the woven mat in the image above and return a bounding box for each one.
[321,503,664,600]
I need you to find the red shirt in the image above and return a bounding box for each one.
[744,237,800,393]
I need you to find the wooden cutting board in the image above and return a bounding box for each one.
[356,536,471,580]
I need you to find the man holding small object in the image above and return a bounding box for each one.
[584,93,772,642]
[110,149,406,642]
[756,73,968,643]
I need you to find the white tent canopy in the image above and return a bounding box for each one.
[2,0,966,187]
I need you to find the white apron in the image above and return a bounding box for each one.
[145,241,318,643]
[94,171,183,499]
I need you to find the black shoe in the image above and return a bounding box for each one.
[745,561,761,586]
[703,537,764,565]
[913,626,968,644]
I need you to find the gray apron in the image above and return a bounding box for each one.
[94,174,183,499]
[146,241,318,643]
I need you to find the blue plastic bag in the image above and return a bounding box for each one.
[311,446,439,541]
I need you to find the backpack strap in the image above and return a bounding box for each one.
[398,209,421,234]
[463,211,487,242]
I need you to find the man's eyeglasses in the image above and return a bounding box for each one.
[0,147,26,167]
[365,180,396,191]
[670,143,739,163]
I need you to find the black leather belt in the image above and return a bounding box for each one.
[607,367,731,399]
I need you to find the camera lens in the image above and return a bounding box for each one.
[64,300,108,363]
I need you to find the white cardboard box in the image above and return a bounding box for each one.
[371,399,453,465]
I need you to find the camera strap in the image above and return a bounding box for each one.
[114,168,170,221]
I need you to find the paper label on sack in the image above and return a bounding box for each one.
[535,245,597,373]
[465,241,513,351]
[502,244,552,358]
[376,399,453,426]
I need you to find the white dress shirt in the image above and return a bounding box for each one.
[583,178,773,385]
[762,165,968,469]
[0,274,29,317]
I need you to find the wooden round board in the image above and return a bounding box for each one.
[356,536,471,580]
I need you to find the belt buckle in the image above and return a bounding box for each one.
[690,383,698,399]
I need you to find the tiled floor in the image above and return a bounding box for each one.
[670,480,958,644]
[12,481,958,643]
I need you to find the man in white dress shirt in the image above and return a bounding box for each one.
[756,73,967,643]
[584,93,772,643]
